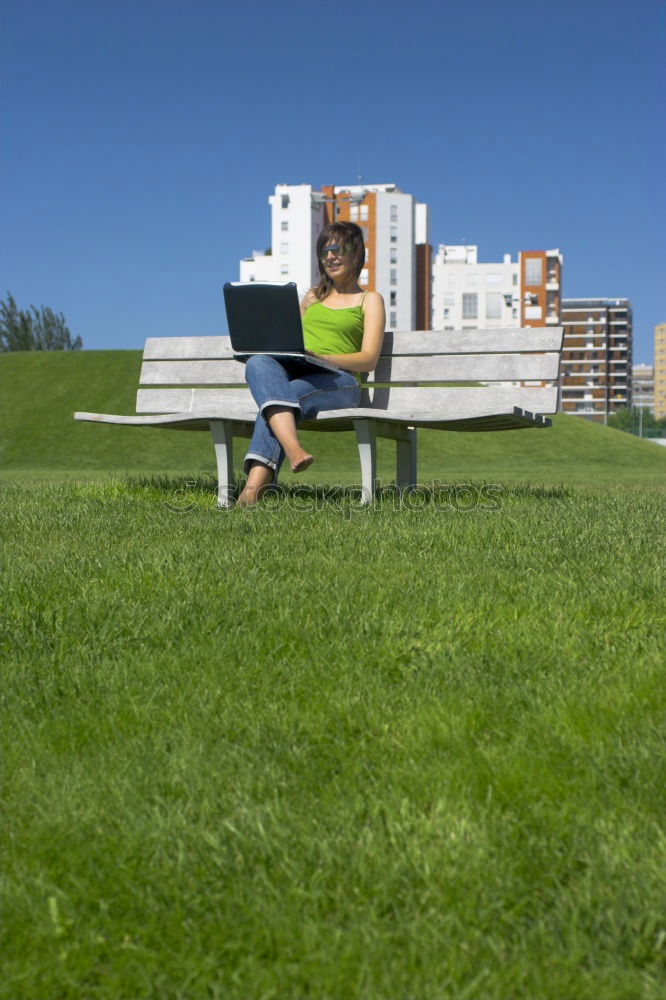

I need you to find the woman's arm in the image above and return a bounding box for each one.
[312,291,386,373]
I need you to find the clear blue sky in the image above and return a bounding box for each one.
[2,0,664,362]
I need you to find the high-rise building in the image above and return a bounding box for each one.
[559,299,633,421]
[632,364,654,411]
[239,183,431,330]
[655,323,666,419]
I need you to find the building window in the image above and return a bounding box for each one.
[280,264,288,274]
[390,205,398,221]
[443,308,450,319]
[360,204,369,221]
[486,293,502,319]
[281,194,290,209]
[462,293,478,319]
[390,225,397,243]
[513,273,518,286]
[390,311,397,327]
[390,291,396,306]
[281,221,288,232]
[525,257,542,284]
[350,204,359,220]
[466,273,478,287]
[443,295,454,306]
[390,269,397,286]
[390,248,397,264]
[280,242,288,253]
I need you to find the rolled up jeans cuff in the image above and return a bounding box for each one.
[258,399,301,418]
[243,451,280,476]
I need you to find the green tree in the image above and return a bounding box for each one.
[0,292,83,351]
[608,405,666,435]
[607,406,634,432]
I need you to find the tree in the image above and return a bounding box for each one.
[608,405,666,435]
[0,292,83,351]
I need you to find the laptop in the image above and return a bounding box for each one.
[223,281,340,373]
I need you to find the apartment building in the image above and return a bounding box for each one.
[560,298,633,421]
[431,244,519,330]
[239,183,430,331]
[655,323,666,419]
[632,364,654,411]
[431,245,563,333]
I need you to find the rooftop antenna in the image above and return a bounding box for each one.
[357,153,362,184]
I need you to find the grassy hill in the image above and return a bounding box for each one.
[2,349,665,487]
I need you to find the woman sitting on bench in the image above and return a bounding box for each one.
[238,220,385,505]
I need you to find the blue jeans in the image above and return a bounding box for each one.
[243,355,361,474]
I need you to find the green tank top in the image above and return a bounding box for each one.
[302,296,365,358]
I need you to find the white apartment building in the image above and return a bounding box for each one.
[239,183,430,331]
[240,184,324,294]
[431,245,521,330]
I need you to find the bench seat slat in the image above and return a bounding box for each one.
[74,404,550,433]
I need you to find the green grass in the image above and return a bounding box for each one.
[1,351,666,998]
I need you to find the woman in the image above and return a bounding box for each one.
[238,221,385,505]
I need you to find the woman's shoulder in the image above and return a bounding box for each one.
[300,287,319,314]
[361,289,384,308]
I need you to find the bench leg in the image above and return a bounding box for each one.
[210,420,234,507]
[353,419,377,503]
[396,427,417,493]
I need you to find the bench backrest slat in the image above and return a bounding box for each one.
[142,327,563,360]
[139,352,560,386]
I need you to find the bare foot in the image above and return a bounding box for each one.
[237,462,274,505]
[236,489,258,507]
[290,451,314,473]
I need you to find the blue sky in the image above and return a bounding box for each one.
[2,0,664,362]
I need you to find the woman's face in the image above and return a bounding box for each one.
[320,241,356,281]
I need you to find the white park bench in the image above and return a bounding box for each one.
[74,327,563,505]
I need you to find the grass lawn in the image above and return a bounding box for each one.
[1,351,665,999]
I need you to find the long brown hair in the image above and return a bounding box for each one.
[314,221,366,301]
